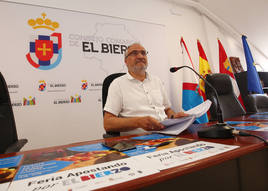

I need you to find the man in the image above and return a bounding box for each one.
[103,43,188,135]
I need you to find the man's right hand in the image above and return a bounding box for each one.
[137,116,165,131]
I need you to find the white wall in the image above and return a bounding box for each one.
[5,0,267,150]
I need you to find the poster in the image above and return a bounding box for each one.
[14,144,128,181]
[0,155,23,190]
[248,112,268,120]
[131,141,239,170]
[1,134,240,190]
[9,158,158,191]
[227,121,268,131]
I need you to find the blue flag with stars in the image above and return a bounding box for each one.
[242,35,264,94]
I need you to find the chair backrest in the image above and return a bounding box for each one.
[205,73,246,121]
[0,72,19,153]
[102,73,126,138]
[234,72,249,100]
[235,71,268,96]
[102,73,126,111]
[257,72,268,88]
[234,71,268,113]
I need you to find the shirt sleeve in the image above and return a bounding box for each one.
[103,79,123,116]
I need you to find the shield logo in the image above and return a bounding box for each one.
[26,33,62,70]
[35,40,53,61]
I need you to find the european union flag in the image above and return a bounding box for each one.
[242,35,264,94]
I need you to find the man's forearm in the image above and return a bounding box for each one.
[103,112,164,132]
[103,112,140,132]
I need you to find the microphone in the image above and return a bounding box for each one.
[170,67,180,73]
[170,65,234,139]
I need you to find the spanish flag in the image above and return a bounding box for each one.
[218,39,245,108]
[197,40,212,100]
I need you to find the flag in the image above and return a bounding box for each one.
[242,35,264,94]
[197,40,212,100]
[218,39,245,109]
[181,37,208,123]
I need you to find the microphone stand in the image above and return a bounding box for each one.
[170,66,234,139]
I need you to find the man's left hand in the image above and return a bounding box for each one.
[173,112,189,118]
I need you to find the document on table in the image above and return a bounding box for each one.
[154,100,211,135]
[184,99,212,117]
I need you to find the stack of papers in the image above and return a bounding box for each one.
[154,100,212,135]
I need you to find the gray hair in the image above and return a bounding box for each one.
[124,42,144,59]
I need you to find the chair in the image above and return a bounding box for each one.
[258,71,268,94]
[102,73,126,138]
[235,71,268,113]
[205,73,246,121]
[0,72,28,154]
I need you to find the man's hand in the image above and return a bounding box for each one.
[137,116,165,131]
[172,112,189,118]
[165,108,189,119]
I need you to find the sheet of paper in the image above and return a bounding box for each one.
[155,117,196,135]
[157,100,211,135]
[133,141,239,170]
[160,116,194,127]
[184,100,212,117]
[0,183,9,191]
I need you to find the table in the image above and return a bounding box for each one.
[1,115,268,191]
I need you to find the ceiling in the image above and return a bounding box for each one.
[173,0,268,61]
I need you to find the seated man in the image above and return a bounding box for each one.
[103,43,188,135]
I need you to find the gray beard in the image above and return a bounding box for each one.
[132,65,147,74]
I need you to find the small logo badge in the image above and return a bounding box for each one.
[38,80,47,91]
[23,96,36,106]
[70,95,81,103]
[81,80,88,90]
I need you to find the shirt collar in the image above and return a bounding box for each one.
[126,72,151,81]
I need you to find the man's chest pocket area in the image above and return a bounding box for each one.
[150,90,163,106]
[122,89,149,108]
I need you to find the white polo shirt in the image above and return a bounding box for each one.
[104,72,171,135]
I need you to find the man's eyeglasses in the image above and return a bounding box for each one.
[125,50,148,58]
